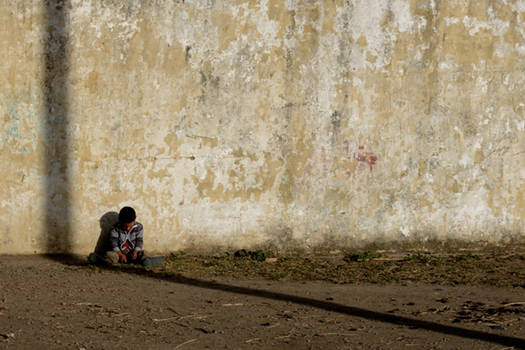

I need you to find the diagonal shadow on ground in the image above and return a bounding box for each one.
[52,256,525,349]
[129,270,525,348]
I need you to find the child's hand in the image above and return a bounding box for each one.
[117,251,127,263]
[132,250,138,260]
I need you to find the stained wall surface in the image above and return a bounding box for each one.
[1,0,524,254]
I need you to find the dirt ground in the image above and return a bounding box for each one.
[0,253,524,349]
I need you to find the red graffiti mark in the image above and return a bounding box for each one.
[354,146,378,171]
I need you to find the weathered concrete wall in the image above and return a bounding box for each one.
[0,0,523,254]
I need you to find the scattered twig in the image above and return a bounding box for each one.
[275,329,294,339]
[502,302,525,307]
[275,334,292,340]
[316,332,357,337]
[222,303,243,307]
[174,338,197,349]
[179,314,207,320]
[153,316,179,322]
[245,338,261,343]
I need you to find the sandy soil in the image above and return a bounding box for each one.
[0,255,524,349]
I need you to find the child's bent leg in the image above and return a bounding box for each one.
[106,251,119,265]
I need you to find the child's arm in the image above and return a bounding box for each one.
[110,228,120,252]
[110,228,127,262]
[134,225,144,251]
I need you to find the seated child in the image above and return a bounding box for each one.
[106,206,148,265]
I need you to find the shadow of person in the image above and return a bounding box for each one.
[95,211,119,255]
[88,211,119,264]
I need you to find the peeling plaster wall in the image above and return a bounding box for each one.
[1,0,524,254]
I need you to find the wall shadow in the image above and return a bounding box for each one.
[43,0,71,256]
